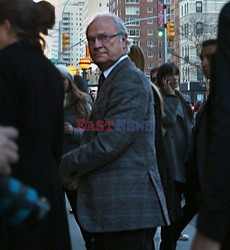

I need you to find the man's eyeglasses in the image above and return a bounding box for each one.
[87,33,121,45]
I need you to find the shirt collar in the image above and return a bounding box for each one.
[103,55,128,79]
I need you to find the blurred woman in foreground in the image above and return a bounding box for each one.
[0,1,71,249]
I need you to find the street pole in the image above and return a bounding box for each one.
[58,20,62,62]
[82,70,87,80]
[61,39,85,54]
[164,0,168,63]
[124,16,157,25]
[58,0,70,63]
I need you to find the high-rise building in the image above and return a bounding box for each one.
[109,0,165,75]
[47,1,85,66]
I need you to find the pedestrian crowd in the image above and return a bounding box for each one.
[0,0,229,250]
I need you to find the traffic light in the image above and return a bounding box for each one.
[62,33,70,51]
[68,65,79,76]
[158,29,164,38]
[166,22,175,41]
[85,44,93,63]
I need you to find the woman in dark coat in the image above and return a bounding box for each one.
[157,63,195,250]
[0,1,71,249]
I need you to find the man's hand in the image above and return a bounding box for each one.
[191,232,221,250]
[64,122,74,135]
[0,126,19,175]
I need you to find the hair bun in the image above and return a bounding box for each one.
[33,1,55,35]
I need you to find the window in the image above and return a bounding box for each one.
[197,68,204,81]
[125,6,140,15]
[184,24,187,36]
[147,0,153,2]
[127,29,140,37]
[196,1,202,13]
[158,52,162,59]
[147,29,153,35]
[125,18,140,26]
[147,19,153,24]
[147,7,153,13]
[158,41,163,48]
[147,40,154,47]
[147,63,154,69]
[182,47,184,57]
[99,3,102,7]
[125,0,139,3]
[132,40,140,46]
[147,51,153,57]
[196,22,203,34]
[171,9,175,19]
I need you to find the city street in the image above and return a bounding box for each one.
[67,200,196,250]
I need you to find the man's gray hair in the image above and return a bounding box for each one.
[86,13,131,51]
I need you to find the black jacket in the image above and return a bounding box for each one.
[196,3,230,243]
[0,40,71,250]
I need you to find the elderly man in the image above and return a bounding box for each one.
[60,14,169,250]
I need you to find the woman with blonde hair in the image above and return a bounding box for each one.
[56,65,92,220]
[56,64,92,154]
[128,44,145,72]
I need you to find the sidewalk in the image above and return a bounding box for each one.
[68,201,197,250]
[154,217,196,250]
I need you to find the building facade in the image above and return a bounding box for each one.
[109,0,166,75]
[167,0,228,104]
[168,0,180,66]
[179,0,227,83]
[47,0,85,66]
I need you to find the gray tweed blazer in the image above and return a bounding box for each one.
[60,57,170,232]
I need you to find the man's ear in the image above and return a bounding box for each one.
[122,35,127,50]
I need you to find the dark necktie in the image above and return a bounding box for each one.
[97,72,105,96]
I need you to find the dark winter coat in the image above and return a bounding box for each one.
[63,96,91,154]
[0,40,71,250]
[195,3,230,245]
[153,88,183,223]
[161,90,194,183]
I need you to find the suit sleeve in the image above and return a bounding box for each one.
[59,71,151,177]
[196,3,230,242]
